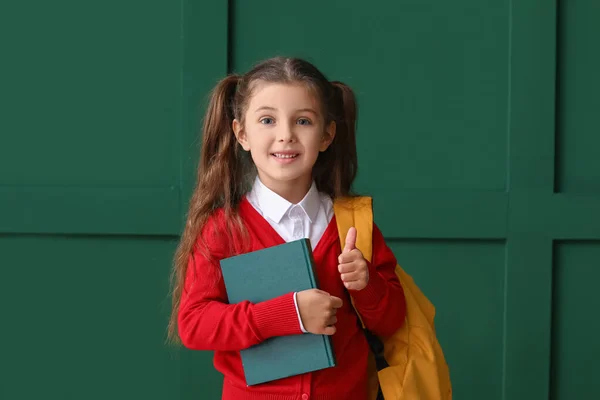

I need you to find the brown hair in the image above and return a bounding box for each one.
[167,57,358,344]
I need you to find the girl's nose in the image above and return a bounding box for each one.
[277,123,295,142]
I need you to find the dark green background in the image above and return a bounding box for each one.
[1,1,598,399]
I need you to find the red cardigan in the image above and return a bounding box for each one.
[178,197,406,400]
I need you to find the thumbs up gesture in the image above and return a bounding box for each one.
[338,227,369,291]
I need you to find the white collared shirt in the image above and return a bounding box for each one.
[246,177,334,332]
[246,177,334,250]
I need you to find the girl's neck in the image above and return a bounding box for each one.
[258,174,313,204]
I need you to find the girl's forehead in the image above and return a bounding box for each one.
[247,81,321,112]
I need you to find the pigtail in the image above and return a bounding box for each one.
[314,81,359,199]
[197,74,248,209]
[168,74,249,345]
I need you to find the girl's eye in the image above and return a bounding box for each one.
[260,117,274,125]
[297,118,312,126]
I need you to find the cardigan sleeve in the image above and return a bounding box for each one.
[177,212,303,351]
[349,223,407,337]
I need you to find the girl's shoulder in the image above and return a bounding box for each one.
[195,205,249,260]
[198,206,230,240]
[192,208,228,257]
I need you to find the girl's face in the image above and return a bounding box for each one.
[233,82,336,198]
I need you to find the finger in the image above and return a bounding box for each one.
[344,281,366,291]
[326,315,338,326]
[323,325,337,336]
[338,262,356,274]
[341,271,362,282]
[330,296,343,309]
[338,248,363,264]
[343,227,357,253]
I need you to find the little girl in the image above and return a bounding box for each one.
[168,57,407,400]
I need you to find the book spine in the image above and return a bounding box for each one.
[322,335,336,367]
[301,240,336,367]
[302,239,319,289]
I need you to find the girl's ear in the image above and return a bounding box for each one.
[232,119,250,151]
[320,120,336,152]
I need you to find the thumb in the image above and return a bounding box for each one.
[343,227,357,253]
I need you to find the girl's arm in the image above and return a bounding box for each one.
[177,216,302,352]
[349,223,407,337]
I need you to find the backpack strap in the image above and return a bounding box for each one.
[333,196,373,329]
[333,196,389,373]
[333,196,373,262]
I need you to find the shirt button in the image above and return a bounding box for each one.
[302,394,309,400]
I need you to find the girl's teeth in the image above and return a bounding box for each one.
[274,154,297,159]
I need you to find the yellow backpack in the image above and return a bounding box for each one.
[333,196,452,400]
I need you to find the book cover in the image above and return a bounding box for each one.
[219,238,336,386]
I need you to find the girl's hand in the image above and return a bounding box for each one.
[338,227,369,291]
[296,289,343,335]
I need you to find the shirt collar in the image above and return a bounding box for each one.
[252,177,321,224]
[297,182,321,223]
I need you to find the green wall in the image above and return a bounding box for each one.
[1,1,598,399]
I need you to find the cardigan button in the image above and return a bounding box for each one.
[302,394,309,400]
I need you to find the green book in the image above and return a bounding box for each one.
[219,238,336,386]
